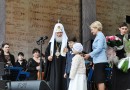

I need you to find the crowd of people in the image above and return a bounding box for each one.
[0,43,45,80]
[0,21,130,90]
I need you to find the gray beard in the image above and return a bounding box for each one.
[55,36,62,43]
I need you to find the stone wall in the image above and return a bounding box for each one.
[5,0,81,59]
[4,0,130,58]
[0,0,5,46]
[96,0,130,35]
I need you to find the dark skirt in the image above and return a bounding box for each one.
[28,72,37,80]
[93,63,108,83]
[111,65,130,90]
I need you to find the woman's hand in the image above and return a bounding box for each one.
[84,54,90,60]
[48,56,53,61]
[36,65,40,71]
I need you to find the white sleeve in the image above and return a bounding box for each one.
[69,55,80,79]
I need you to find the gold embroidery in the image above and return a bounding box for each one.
[55,43,61,58]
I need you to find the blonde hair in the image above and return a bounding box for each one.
[90,21,103,31]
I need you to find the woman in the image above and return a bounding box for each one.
[84,21,108,90]
[111,22,130,90]
[27,48,44,80]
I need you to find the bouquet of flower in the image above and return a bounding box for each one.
[106,36,122,67]
[117,35,130,73]
[106,47,119,66]
[118,57,130,73]
[106,36,122,47]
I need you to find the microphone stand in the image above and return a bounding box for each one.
[37,39,44,80]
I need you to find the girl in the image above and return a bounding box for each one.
[68,43,87,90]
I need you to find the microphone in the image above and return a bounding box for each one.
[36,36,48,44]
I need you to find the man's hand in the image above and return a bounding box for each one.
[48,56,53,61]
[64,73,67,78]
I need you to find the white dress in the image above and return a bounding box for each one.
[68,54,87,90]
[68,74,87,90]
